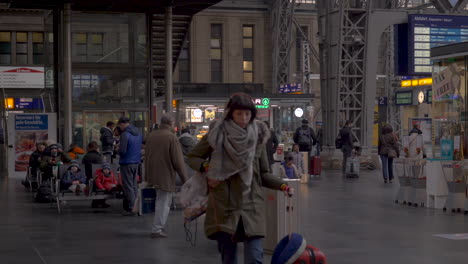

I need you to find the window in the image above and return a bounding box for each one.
[210,24,223,83]
[32,32,44,64]
[178,32,190,82]
[296,26,308,72]
[89,33,104,61]
[0,32,11,64]
[16,32,28,65]
[243,25,254,83]
[73,33,88,62]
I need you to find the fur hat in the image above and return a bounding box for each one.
[271,233,307,264]
[49,144,58,150]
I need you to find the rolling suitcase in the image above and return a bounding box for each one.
[345,157,360,178]
[310,156,322,176]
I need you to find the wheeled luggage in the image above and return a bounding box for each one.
[345,157,360,178]
[310,156,321,176]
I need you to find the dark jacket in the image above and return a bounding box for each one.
[340,127,353,150]
[82,150,103,179]
[29,150,44,175]
[179,133,196,156]
[119,125,143,165]
[61,169,86,189]
[409,127,422,136]
[378,133,400,157]
[145,124,187,192]
[266,129,279,165]
[293,125,317,151]
[100,126,115,153]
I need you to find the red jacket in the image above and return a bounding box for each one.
[94,168,117,191]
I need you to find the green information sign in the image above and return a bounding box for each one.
[395,92,413,105]
[254,98,270,109]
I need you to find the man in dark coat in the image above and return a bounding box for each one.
[293,119,317,153]
[100,121,115,163]
[265,121,279,165]
[339,120,354,174]
[82,141,103,180]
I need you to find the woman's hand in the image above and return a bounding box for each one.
[207,177,221,188]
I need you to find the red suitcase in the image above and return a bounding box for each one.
[310,156,322,176]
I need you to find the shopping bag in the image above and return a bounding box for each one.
[180,172,208,222]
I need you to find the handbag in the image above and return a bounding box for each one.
[388,148,397,158]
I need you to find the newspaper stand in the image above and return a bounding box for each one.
[406,159,427,207]
[394,159,410,204]
[442,161,467,213]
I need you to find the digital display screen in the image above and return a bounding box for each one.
[408,14,468,75]
[395,91,413,105]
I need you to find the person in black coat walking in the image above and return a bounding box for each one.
[293,119,317,153]
[265,121,279,166]
[100,121,115,163]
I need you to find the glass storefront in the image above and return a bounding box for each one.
[431,57,467,160]
[70,12,150,148]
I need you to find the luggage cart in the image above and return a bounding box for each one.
[407,159,427,207]
[394,159,410,204]
[443,162,466,213]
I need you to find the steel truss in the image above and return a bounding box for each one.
[272,0,296,91]
[336,0,368,144]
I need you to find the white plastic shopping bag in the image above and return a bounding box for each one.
[180,172,208,222]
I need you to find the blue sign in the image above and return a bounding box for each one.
[15,114,48,130]
[408,14,468,76]
[377,97,388,105]
[279,83,302,94]
[14,98,43,109]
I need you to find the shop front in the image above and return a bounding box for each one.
[168,94,315,150]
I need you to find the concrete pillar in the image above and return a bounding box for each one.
[62,3,73,148]
[165,6,173,114]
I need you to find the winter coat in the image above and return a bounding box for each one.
[29,150,44,176]
[94,168,117,191]
[145,124,187,192]
[266,129,279,165]
[179,133,196,156]
[187,121,285,240]
[378,133,400,157]
[61,169,86,189]
[339,126,353,151]
[40,152,72,171]
[82,150,103,179]
[290,151,304,174]
[100,127,115,153]
[293,125,317,152]
[119,125,143,165]
[279,163,299,179]
[67,146,85,160]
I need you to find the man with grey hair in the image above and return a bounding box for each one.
[145,114,188,238]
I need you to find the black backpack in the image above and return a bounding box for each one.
[35,184,54,203]
[297,127,311,147]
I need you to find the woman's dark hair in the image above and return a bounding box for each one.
[382,125,393,135]
[225,93,257,122]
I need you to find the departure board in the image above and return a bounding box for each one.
[408,14,468,75]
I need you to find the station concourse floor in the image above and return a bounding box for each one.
[1,169,467,264]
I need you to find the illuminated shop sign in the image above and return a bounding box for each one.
[253,98,270,109]
[401,77,433,87]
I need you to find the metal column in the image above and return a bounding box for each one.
[272,0,295,91]
[165,6,173,114]
[63,3,73,149]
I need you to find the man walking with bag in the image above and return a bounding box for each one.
[293,119,318,155]
[145,115,188,238]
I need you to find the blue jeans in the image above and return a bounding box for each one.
[380,155,394,181]
[216,232,263,264]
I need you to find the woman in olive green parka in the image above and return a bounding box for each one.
[187,93,293,264]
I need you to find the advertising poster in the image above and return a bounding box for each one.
[8,113,57,179]
[440,139,454,160]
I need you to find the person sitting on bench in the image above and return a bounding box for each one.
[61,162,87,196]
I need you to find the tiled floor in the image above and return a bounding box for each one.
[1,169,467,264]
